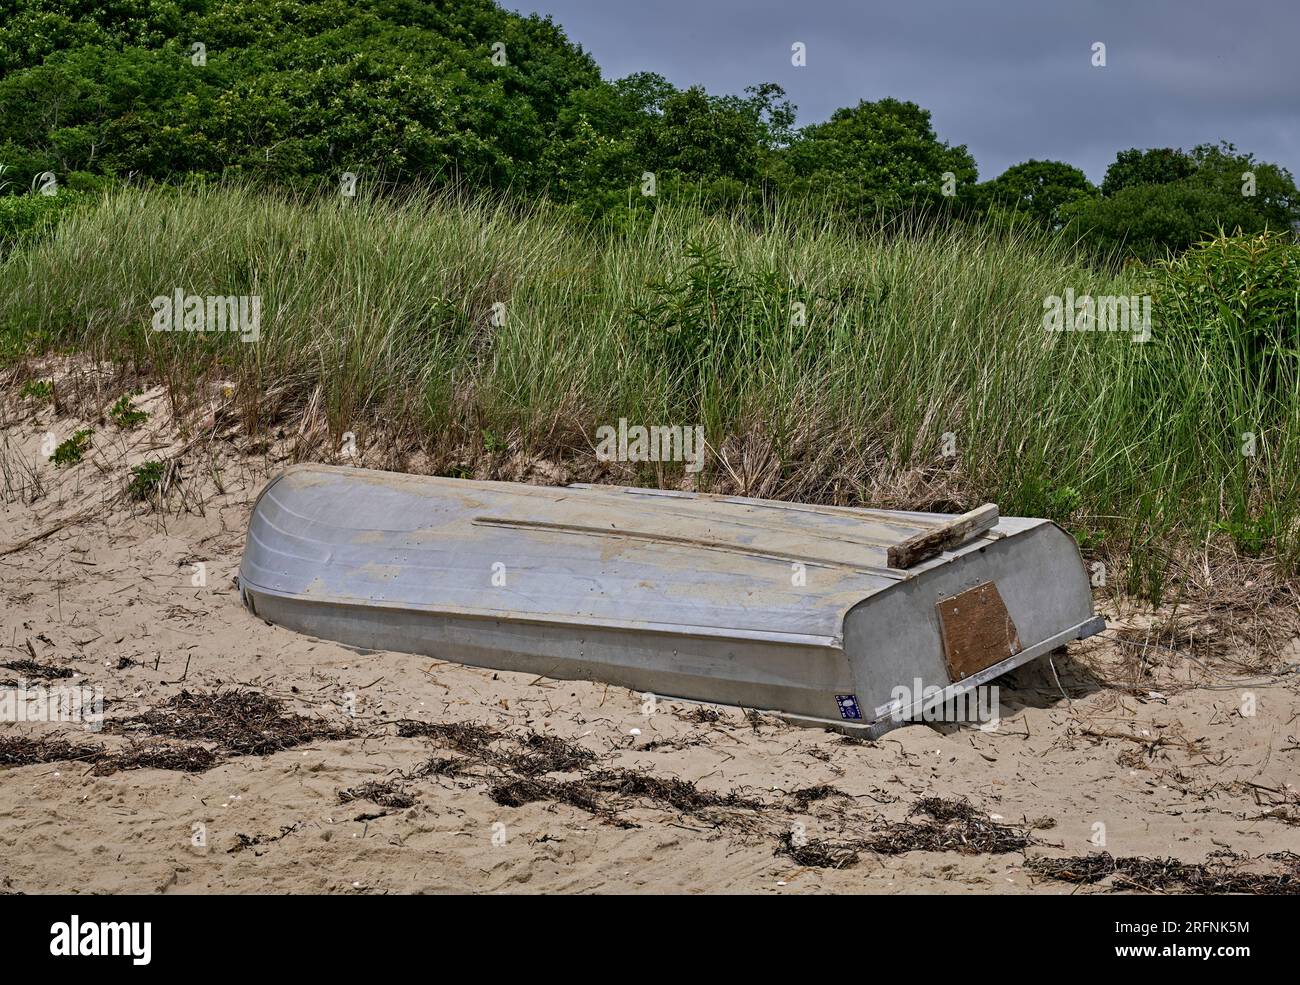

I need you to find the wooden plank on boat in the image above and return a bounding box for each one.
[886,503,999,569]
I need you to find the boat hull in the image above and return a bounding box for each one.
[239,466,1104,733]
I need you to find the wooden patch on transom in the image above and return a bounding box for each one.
[935,581,1022,681]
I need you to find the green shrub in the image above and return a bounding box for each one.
[50,429,91,467]
[630,241,810,385]
[1143,231,1300,568]
[127,460,166,500]
[1213,508,1277,557]
[1153,231,1299,383]
[0,192,82,256]
[109,394,148,428]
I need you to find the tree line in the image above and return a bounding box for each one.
[2,0,1295,256]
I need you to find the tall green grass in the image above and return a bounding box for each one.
[1,183,1296,597]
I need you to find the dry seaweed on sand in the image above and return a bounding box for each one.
[789,784,848,809]
[413,755,470,778]
[484,766,766,823]
[583,768,766,818]
[0,735,103,767]
[1026,851,1300,895]
[392,718,498,753]
[498,732,596,776]
[338,779,416,810]
[394,716,766,823]
[487,777,549,808]
[0,658,74,680]
[1,733,219,774]
[861,797,1033,856]
[107,689,352,756]
[680,706,722,724]
[836,733,874,747]
[228,822,303,855]
[774,797,1033,868]
[92,741,219,775]
[396,720,594,775]
[487,776,605,814]
[908,796,979,823]
[775,831,862,869]
[394,717,764,823]
[1256,805,1300,826]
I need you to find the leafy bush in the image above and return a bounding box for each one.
[109,394,148,428]
[1213,508,1277,557]
[2,1,1295,259]
[1137,231,1300,570]
[1064,143,1299,258]
[49,429,91,467]
[0,192,81,255]
[977,160,1096,229]
[774,98,976,211]
[0,0,603,194]
[630,242,810,383]
[127,460,166,500]
[19,378,53,400]
[1100,147,1197,196]
[1153,231,1299,383]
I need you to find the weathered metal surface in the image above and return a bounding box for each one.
[238,465,1105,732]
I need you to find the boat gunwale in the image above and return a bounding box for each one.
[238,577,845,649]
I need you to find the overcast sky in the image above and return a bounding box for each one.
[510,0,1299,184]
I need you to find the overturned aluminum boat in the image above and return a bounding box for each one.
[238,466,1104,734]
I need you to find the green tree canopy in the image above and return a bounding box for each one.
[771,98,978,212]
[1100,147,1196,197]
[1066,142,1300,257]
[0,0,605,191]
[4,0,1291,260]
[980,159,1095,229]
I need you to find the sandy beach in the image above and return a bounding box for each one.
[2,366,1297,895]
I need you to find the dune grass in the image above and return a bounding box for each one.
[1,182,1296,598]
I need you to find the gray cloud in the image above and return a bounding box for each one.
[511,0,1299,183]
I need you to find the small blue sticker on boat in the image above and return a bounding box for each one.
[835,694,862,720]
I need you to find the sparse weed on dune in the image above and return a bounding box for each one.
[1,182,1296,598]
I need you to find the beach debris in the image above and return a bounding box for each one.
[1,657,74,680]
[337,780,416,810]
[105,689,353,757]
[1027,851,1300,895]
[0,735,102,767]
[92,742,219,775]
